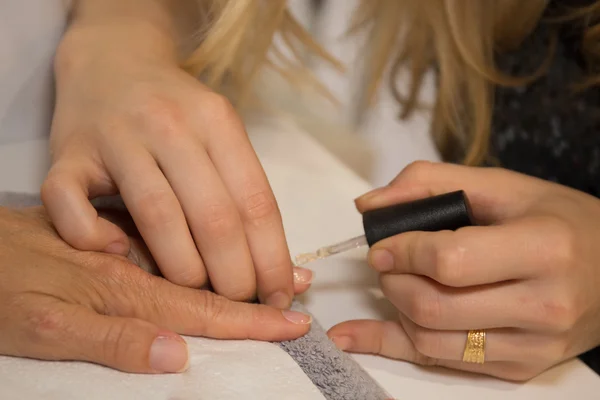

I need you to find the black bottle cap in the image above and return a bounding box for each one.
[362,190,474,246]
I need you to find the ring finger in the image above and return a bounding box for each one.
[397,313,563,364]
[104,141,206,288]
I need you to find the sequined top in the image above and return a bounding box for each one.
[491,0,600,195]
[490,0,600,373]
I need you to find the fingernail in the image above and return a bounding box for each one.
[149,335,189,373]
[331,336,352,351]
[355,189,379,203]
[266,291,291,309]
[104,240,129,255]
[369,249,394,271]
[282,310,312,324]
[293,267,313,284]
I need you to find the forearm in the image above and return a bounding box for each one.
[56,0,200,75]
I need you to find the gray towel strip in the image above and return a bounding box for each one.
[280,301,390,400]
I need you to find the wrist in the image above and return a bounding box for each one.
[54,22,180,85]
[55,0,187,80]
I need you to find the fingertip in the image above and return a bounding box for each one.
[104,240,131,256]
[354,186,403,213]
[104,237,131,257]
[100,217,131,255]
[368,248,395,272]
[330,335,353,351]
[244,307,311,342]
[327,320,389,355]
[149,332,189,374]
[292,267,313,295]
[293,283,312,295]
[327,320,362,343]
[264,290,292,310]
[281,310,312,325]
[42,167,128,253]
[354,190,380,212]
[279,310,312,339]
[355,186,384,202]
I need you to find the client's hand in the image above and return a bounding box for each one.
[0,206,311,374]
[327,161,600,381]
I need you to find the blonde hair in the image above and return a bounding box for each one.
[183,0,600,165]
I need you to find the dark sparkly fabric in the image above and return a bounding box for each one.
[491,3,600,194]
[489,0,600,374]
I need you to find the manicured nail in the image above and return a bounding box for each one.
[369,249,394,271]
[282,310,312,325]
[356,186,388,202]
[266,291,291,309]
[331,336,352,351]
[149,335,189,373]
[293,267,313,284]
[104,240,129,255]
[355,190,378,203]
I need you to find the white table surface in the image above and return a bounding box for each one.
[0,116,599,399]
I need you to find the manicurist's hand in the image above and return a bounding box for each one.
[41,0,304,308]
[328,161,600,381]
[0,206,311,374]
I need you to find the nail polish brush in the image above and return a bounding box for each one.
[294,190,474,266]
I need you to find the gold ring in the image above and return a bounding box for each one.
[462,329,486,364]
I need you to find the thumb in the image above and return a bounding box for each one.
[42,159,130,255]
[5,302,188,374]
[327,319,435,367]
[354,161,544,224]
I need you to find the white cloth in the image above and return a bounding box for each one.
[1,338,325,400]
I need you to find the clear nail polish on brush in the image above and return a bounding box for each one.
[294,190,475,267]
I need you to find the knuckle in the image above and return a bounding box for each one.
[431,238,465,286]
[538,216,577,273]
[201,203,238,239]
[136,95,187,140]
[40,174,67,202]
[94,262,141,316]
[25,305,69,342]
[537,291,580,332]
[411,327,441,358]
[101,319,145,365]
[134,190,179,231]
[240,189,277,226]
[551,222,577,270]
[201,93,238,124]
[248,305,270,327]
[407,292,442,328]
[198,291,229,328]
[396,160,434,184]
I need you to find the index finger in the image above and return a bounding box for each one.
[101,265,311,342]
[355,161,546,224]
[42,159,130,255]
